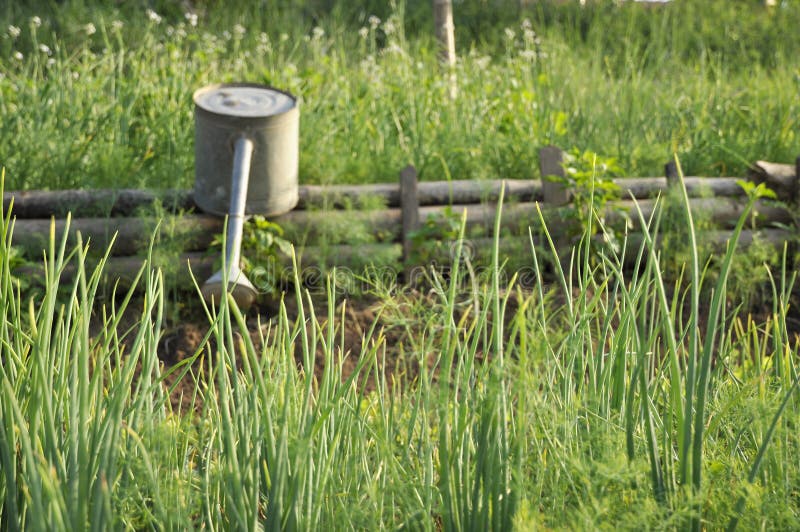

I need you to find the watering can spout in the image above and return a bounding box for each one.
[201,136,259,310]
[201,266,258,309]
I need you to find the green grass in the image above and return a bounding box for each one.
[1,165,799,528]
[1,0,799,190]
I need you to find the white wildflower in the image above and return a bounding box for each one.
[359,54,376,71]
[12,51,23,61]
[72,71,80,79]
[474,55,491,70]
[222,30,231,40]
[504,28,515,41]
[30,16,42,28]
[176,26,187,38]
[384,42,404,55]
[233,24,245,37]
[523,28,536,41]
[38,43,52,55]
[185,12,198,27]
[368,15,380,29]
[146,9,162,24]
[521,18,532,30]
[166,25,174,36]
[358,26,368,39]
[312,26,324,39]
[84,22,96,35]
[111,20,124,31]
[7,25,20,39]
[383,20,396,35]
[46,57,56,66]
[258,32,268,44]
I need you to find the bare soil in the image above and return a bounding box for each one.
[154,294,418,414]
[109,284,800,416]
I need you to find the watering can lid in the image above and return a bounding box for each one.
[194,83,296,118]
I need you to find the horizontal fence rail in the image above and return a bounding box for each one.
[3,176,749,218]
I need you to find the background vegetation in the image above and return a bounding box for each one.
[1,0,799,190]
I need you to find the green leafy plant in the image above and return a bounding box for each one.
[209,215,292,298]
[407,205,463,266]
[546,148,624,255]
[562,148,623,224]
[239,216,293,271]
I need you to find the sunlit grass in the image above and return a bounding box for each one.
[0,1,798,190]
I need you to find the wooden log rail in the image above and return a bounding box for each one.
[14,227,794,291]
[6,197,794,257]
[3,147,798,285]
[3,176,746,219]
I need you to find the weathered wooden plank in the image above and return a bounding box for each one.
[615,176,743,198]
[3,175,755,219]
[604,197,794,229]
[8,196,792,258]
[665,160,679,186]
[2,189,195,218]
[265,179,544,209]
[539,146,570,205]
[10,215,223,257]
[400,165,420,269]
[748,160,796,200]
[14,227,793,293]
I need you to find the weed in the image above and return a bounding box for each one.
[407,205,463,266]
[232,215,292,298]
[557,147,624,246]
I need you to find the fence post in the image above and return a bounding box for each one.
[665,159,679,188]
[795,155,800,204]
[400,165,420,281]
[539,145,572,273]
[539,146,569,205]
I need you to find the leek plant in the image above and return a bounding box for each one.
[1,168,798,528]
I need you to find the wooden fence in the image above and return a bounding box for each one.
[3,147,798,288]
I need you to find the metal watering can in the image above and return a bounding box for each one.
[193,83,299,308]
